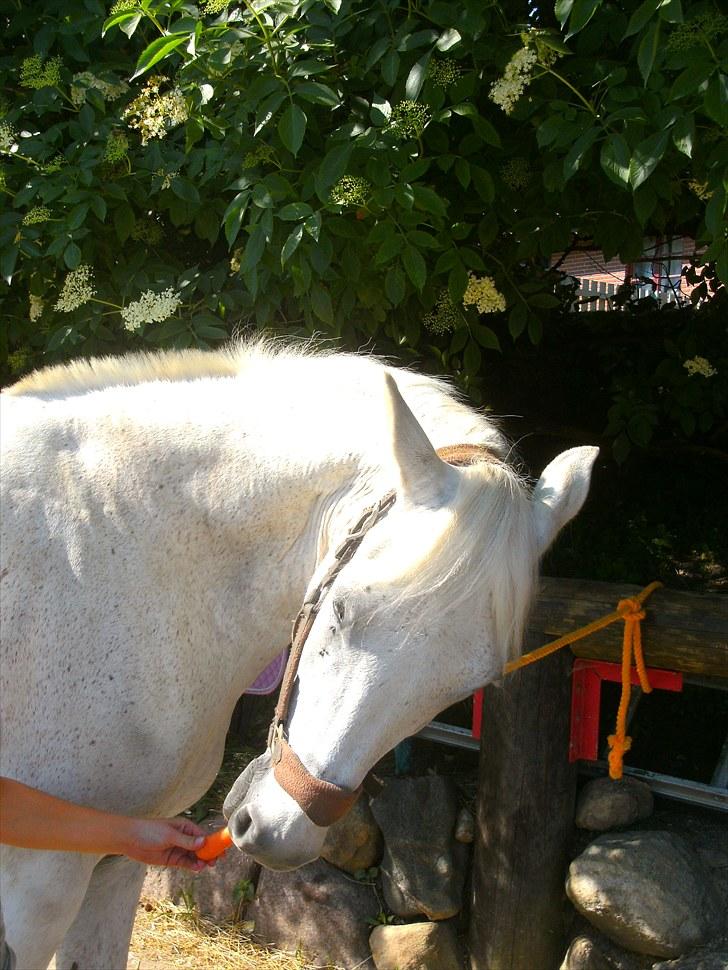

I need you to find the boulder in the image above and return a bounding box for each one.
[575,778,653,831]
[247,857,380,967]
[370,776,467,920]
[370,920,463,970]
[320,793,383,875]
[141,812,259,922]
[566,831,723,958]
[652,937,728,969]
[454,807,475,844]
[560,919,655,970]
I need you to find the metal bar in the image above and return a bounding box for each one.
[418,721,480,751]
[580,760,728,812]
[711,733,728,789]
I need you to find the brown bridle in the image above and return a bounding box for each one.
[267,443,495,827]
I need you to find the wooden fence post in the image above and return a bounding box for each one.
[469,647,576,970]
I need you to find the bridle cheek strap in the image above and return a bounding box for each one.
[271,734,361,827]
[267,443,495,827]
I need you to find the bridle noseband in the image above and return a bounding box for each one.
[266,444,495,827]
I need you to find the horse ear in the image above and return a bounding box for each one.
[384,372,456,506]
[532,446,599,555]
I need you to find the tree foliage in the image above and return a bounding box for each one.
[0,0,725,452]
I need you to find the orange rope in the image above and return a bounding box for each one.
[504,581,663,780]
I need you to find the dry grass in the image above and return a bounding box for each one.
[128,897,345,970]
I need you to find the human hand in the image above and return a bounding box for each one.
[122,817,215,871]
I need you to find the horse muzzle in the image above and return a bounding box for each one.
[223,751,327,870]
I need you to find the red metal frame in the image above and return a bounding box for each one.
[470,662,683,759]
[569,659,682,763]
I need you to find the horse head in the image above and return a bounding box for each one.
[224,375,598,869]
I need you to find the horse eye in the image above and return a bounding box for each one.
[333,599,345,624]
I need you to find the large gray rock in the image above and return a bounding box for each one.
[320,793,383,875]
[141,812,260,921]
[370,776,467,920]
[652,937,728,969]
[566,831,723,958]
[575,778,653,831]
[248,857,380,967]
[560,919,655,970]
[370,920,463,970]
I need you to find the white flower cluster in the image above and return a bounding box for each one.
[22,206,51,226]
[683,356,717,378]
[54,265,96,313]
[70,72,128,107]
[424,290,460,335]
[155,168,179,190]
[462,274,507,314]
[29,294,44,322]
[489,47,538,115]
[0,121,17,154]
[123,77,188,145]
[120,288,182,331]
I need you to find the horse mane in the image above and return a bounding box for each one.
[5,336,535,666]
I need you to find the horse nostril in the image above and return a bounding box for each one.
[229,805,254,844]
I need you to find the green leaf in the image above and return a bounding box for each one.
[527,293,561,309]
[102,10,141,37]
[0,246,19,285]
[463,338,481,376]
[470,322,500,350]
[669,60,714,100]
[624,0,659,38]
[402,245,426,290]
[172,179,201,205]
[63,242,81,269]
[381,50,400,86]
[281,224,304,266]
[405,53,432,101]
[114,205,135,243]
[411,185,447,218]
[600,133,631,188]
[241,223,267,273]
[704,73,728,127]
[629,130,669,188]
[385,266,406,305]
[671,114,694,156]
[471,166,495,203]
[555,0,575,27]
[295,82,339,107]
[658,0,683,24]
[132,33,189,80]
[223,191,250,248]
[278,203,314,221]
[633,184,657,224]
[508,302,528,339]
[311,284,334,324]
[278,104,307,156]
[637,20,661,85]
[566,0,602,37]
[563,127,599,182]
[315,142,353,201]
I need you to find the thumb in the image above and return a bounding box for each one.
[168,824,206,851]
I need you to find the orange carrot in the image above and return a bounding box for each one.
[195,825,233,861]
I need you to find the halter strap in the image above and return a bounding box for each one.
[267,443,496,826]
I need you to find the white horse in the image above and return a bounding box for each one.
[0,340,597,969]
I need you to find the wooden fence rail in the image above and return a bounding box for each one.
[469,577,728,970]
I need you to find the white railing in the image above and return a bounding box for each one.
[572,278,686,312]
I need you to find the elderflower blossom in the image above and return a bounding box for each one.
[501,157,532,190]
[54,265,96,313]
[130,217,163,245]
[120,288,182,331]
[0,122,17,154]
[109,0,137,13]
[155,168,179,190]
[463,274,506,314]
[489,46,538,115]
[388,100,430,140]
[667,13,728,51]
[44,154,65,173]
[688,180,713,201]
[20,55,63,90]
[29,294,44,322]
[330,176,371,206]
[243,142,276,168]
[424,290,460,335]
[22,206,51,226]
[201,0,230,13]
[230,248,242,273]
[0,168,6,191]
[71,72,128,107]
[683,356,717,378]
[102,131,130,164]
[123,76,188,145]
[428,59,463,88]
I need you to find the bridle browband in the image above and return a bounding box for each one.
[266,443,496,827]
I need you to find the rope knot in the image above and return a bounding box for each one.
[607,733,632,780]
[617,597,646,621]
